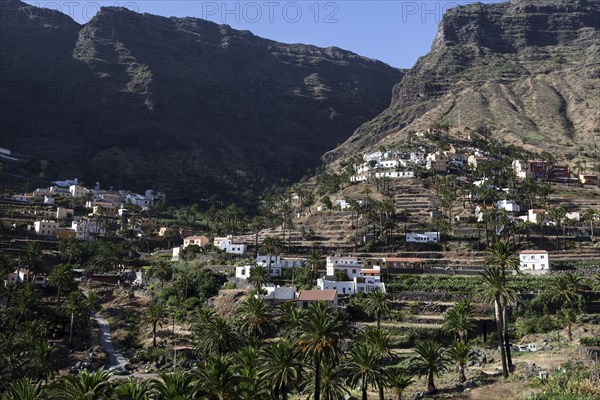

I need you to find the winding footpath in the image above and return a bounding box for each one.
[92,311,129,370]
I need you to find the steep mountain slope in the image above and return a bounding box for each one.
[0,0,403,201]
[326,0,600,163]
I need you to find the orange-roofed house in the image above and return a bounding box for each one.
[296,289,338,308]
[183,235,209,248]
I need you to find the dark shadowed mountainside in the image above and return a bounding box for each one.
[0,0,404,201]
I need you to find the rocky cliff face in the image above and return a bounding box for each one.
[0,0,403,201]
[327,0,600,162]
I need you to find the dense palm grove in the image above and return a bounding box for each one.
[2,239,599,399]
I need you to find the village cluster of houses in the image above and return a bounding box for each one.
[172,234,247,259]
[10,178,163,241]
[349,145,598,186]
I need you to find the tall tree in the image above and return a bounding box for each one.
[446,341,472,383]
[48,264,73,306]
[260,237,284,276]
[442,300,476,343]
[260,339,301,400]
[413,340,448,394]
[363,289,389,329]
[582,208,597,242]
[144,301,167,348]
[235,296,271,338]
[344,343,384,400]
[298,302,348,400]
[247,265,269,294]
[305,248,324,287]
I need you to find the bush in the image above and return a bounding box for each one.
[515,315,558,337]
[579,337,600,346]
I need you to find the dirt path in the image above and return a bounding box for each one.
[93,311,129,370]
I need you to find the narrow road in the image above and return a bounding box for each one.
[92,311,129,370]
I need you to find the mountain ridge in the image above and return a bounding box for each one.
[325,0,600,164]
[0,0,404,202]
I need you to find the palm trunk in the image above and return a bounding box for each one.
[458,365,466,383]
[362,386,367,400]
[427,370,435,393]
[153,322,157,347]
[56,285,62,307]
[379,384,384,400]
[282,384,287,400]
[314,354,321,400]
[495,297,508,379]
[567,323,572,341]
[590,220,594,242]
[69,312,75,347]
[503,305,514,373]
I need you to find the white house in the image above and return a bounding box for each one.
[318,276,385,295]
[34,220,59,237]
[69,185,90,198]
[214,235,233,248]
[374,171,414,179]
[326,256,362,278]
[497,200,521,213]
[71,220,105,241]
[263,285,296,301]
[519,250,550,274]
[528,209,546,224]
[236,264,281,279]
[56,207,73,219]
[363,152,383,162]
[335,199,350,210]
[52,178,79,188]
[44,196,55,205]
[406,232,439,243]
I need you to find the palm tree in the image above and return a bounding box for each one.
[250,216,263,258]
[414,340,447,394]
[64,290,85,347]
[23,241,42,282]
[260,339,301,400]
[236,346,268,400]
[48,264,73,306]
[49,369,112,400]
[304,358,349,400]
[247,265,269,294]
[236,296,271,338]
[485,240,519,372]
[363,289,389,329]
[298,302,348,400]
[557,308,578,341]
[360,327,393,400]
[386,370,413,400]
[193,354,241,400]
[149,260,172,288]
[546,273,589,310]
[2,378,44,400]
[442,300,476,343]
[582,208,597,242]
[193,314,238,356]
[144,301,167,348]
[260,236,284,276]
[479,267,516,379]
[277,302,304,338]
[446,341,472,383]
[305,248,324,287]
[26,340,57,384]
[152,370,195,400]
[344,342,385,400]
[114,379,151,400]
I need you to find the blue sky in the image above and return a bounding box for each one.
[25,0,504,68]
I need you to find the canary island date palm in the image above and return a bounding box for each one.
[446,341,472,383]
[442,300,476,343]
[236,296,271,338]
[193,354,241,400]
[277,301,304,338]
[344,342,385,400]
[386,369,413,400]
[151,369,195,400]
[414,340,448,394]
[260,339,301,400]
[1,378,44,400]
[49,368,112,400]
[114,379,151,400]
[363,289,389,329]
[298,302,348,400]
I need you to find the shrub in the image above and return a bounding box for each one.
[579,337,600,346]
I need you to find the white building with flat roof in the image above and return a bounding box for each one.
[34,220,59,237]
[519,250,550,274]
